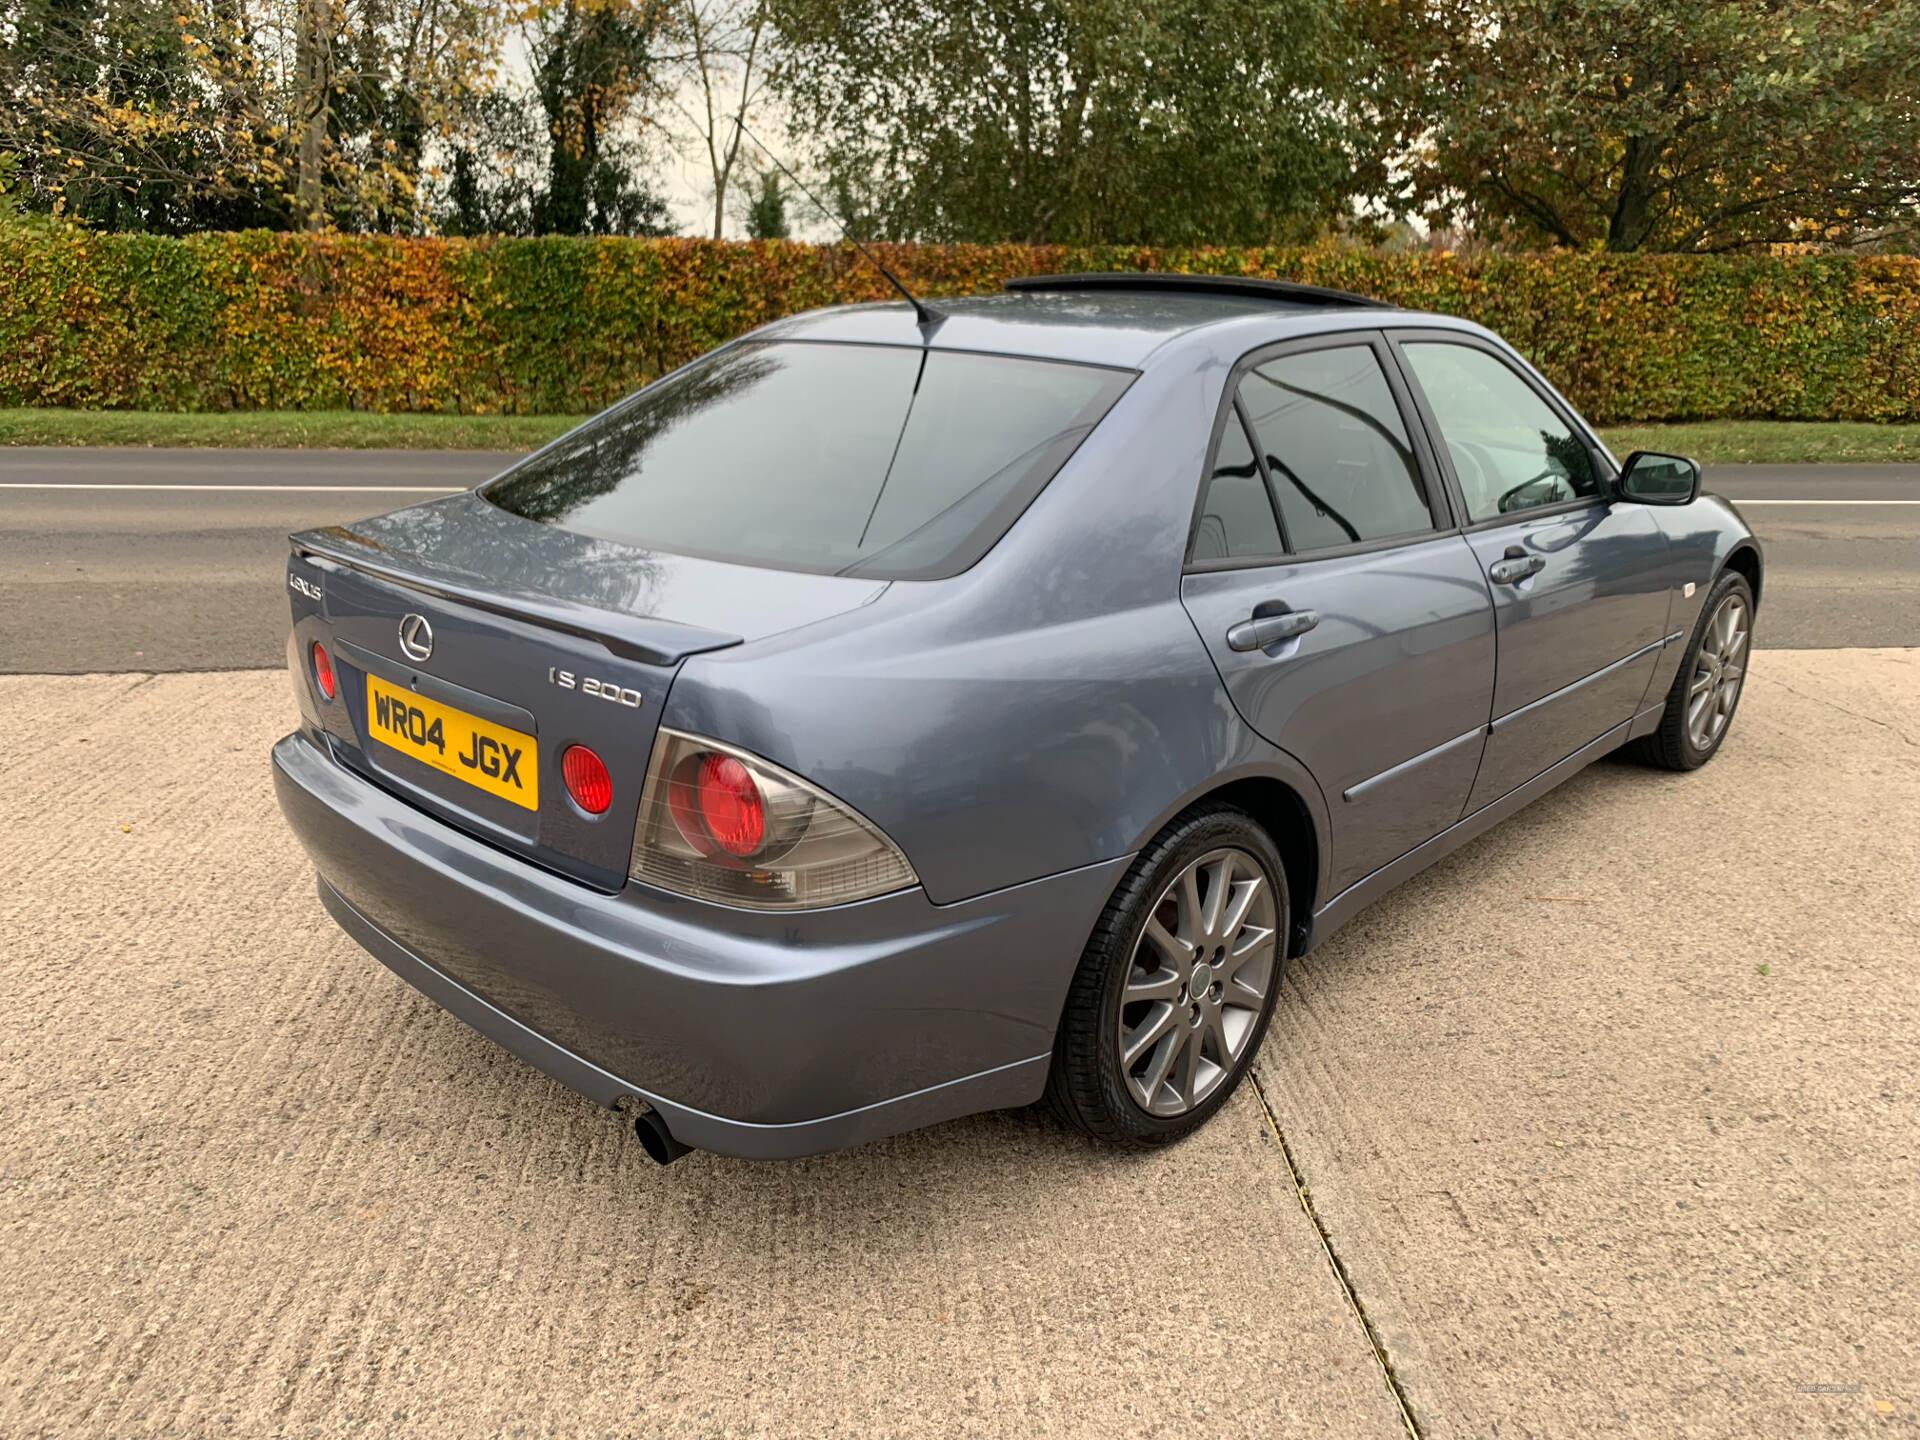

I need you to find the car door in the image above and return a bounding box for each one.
[1180,334,1497,895]
[1390,333,1675,813]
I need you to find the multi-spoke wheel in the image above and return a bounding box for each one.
[1118,848,1277,1117]
[1685,590,1749,752]
[1048,806,1287,1145]
[1628,567,1757,771]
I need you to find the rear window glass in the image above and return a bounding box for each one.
[1238,345,1435,552]
[483,341,1133,579]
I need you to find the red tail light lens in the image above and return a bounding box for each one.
[633,731,917,908]
[561,744,612,814]
[310,642,336,701]
[695,754,765,856]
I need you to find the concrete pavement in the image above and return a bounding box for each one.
[2,451,1917,670]
[1263,648,1919,1437]
[0,674,1403,1439]
[1,651,1914,1436]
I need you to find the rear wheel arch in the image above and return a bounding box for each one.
[1154,777,1321,957]
[1046,804,1291,1143]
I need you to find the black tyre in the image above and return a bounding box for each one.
[1625,568,1755,771]
[1047,805,1288,1146]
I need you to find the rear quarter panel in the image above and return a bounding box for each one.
[660,349,1334,906]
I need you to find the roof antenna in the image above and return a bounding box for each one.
[730,117,947,335]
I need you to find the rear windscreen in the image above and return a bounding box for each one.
[482,341,1133,579]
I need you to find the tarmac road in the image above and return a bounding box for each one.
[1,449,1916,671]
[0,450,516,674]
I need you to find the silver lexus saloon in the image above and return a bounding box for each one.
[272,273,1761,1162]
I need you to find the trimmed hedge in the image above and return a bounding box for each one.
[1,232,1916,424]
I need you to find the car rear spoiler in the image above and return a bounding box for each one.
[291,525,743,667]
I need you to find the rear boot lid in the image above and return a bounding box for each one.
[288,494,888,889]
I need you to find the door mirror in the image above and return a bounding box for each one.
[1616,451,1700,505]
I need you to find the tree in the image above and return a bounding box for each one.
[663,0,769,237]
[761,0,1375,244]
[1,0,511,233]
[1367,0,1920,251]
[1,0,291,231]
[740,161,785,237]
[522,0,675,233]
[293,0,510,232]
[292,0,329,226]
[437,87,541,232]
[0,151,65,230]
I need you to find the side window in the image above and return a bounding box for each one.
[1191,407,1284,562]
[1238,345,1435,553]
[1399,342,1600,523]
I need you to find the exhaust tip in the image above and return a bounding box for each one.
[634,1107,693,1165]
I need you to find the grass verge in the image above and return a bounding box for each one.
[2,409,1918,463]
[0,409,588,450]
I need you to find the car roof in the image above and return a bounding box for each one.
[750,276,1480,370]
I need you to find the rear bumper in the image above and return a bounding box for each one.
[272,731,1127,1158]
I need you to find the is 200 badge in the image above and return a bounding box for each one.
[548,668,642,708]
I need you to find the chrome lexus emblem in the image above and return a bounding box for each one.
[398,613,435,662]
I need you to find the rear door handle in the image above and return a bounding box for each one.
[1488,554,1547,585]
[1227,609,1319,652]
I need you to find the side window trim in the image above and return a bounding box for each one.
[1386,328,1615,533]
[1185,397,1289,566]
[1367,334,1460,531]
[1185,330,1466,573]
[1233,393,1292,552]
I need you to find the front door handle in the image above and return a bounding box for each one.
[1489,554,1547,585]
[1227,608,1319,652]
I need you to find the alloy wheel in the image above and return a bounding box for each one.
[1116,846,1277,1117]
[1687,593,1749,752]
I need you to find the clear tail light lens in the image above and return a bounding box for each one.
[631,730,917,909]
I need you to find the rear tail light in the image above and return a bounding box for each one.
[561,744,612,814]
[631,730,917,909]
[310,642,336,701]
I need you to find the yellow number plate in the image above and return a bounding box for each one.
[365,673,538,811]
